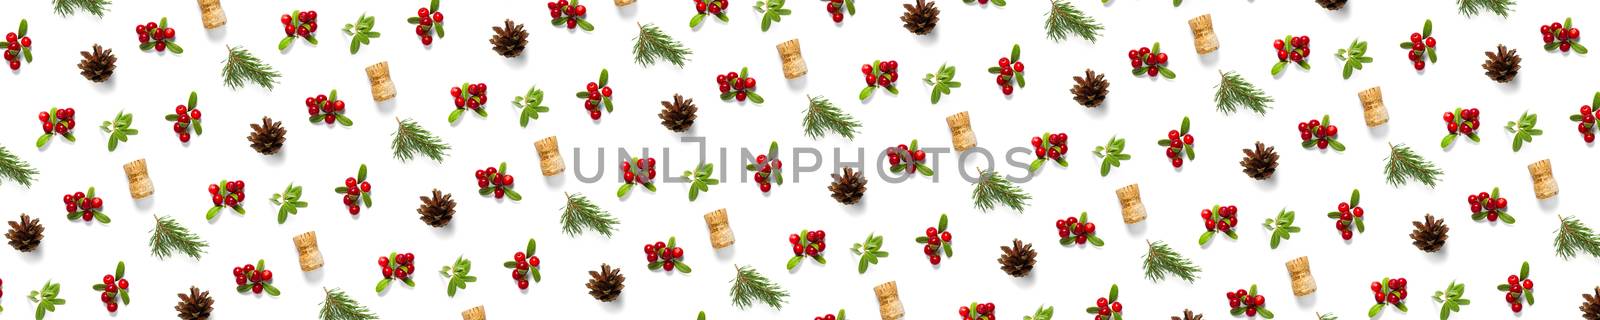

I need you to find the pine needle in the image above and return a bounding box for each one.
[1457,0,1514,18]
[561,192,619,237]
[633,23,692,68]
[1214,71,1273,115]
[1044,0,1103,43]
[1383,143,1443,188]
[971,169,1030,213]
[149,215,208,260]
[801,96,861,140]
[1142,240,1201,283]
[220,46,282,90]
[319,288,379,320]
[0,145,39,187]
[53,0,111,17]
[390,118,451,163]
[1555,215,1600,260]
[729,265,788,310]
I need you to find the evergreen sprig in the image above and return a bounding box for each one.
[1142,240,1201,283]
[971,168,1030,213]
[1044,0,1102,43]
[851,233,888,274]
[99,110,137,151]
[1383,143,1443,188]
[1554,215,1600,260]
[149,215,208,260]
[221,46,282,90]
[391,118,451,163]
[319,288,379,320]
[271,183,309,224]
[0,145,39,187]
[438,256,476,297]
[1503,111,1541,152]
[633,23,692,67]
[1457,0,1514,18]
[801,96,861,140]
[1214,71,1273,115]
[342,13,381,54]
[1263,209,1300,249]
[53,0,110,17]
[729,265,788,310]
[560,192,619,237]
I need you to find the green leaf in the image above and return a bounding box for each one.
[690,14,705,28]
[1423,19,1433,38]
[1010,44,1021,62]
[938,214,949,231]
[1272,61,1287,76]
[1109,284,1119,301]
[1199,231,1214,245]
[430,0,441,11]
[1519,261,1529,279]
[357,164,368,182]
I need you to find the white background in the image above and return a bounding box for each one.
[2,0,1600,319]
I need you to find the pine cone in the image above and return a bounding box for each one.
[829,167,867,205]
[997,239,1036,278]
[1172,309,1204,320]
[1410,214,1449,252]
[78,44,117,83]
[1240,142,1279,180]
[1482,44,1521,83]
[1582,286,1600,320]
[490,19,529,58]
[247,117,286,155]
[1314,0,1346,10]
[175,286,214,320]
[1071,69,1110,108]
[901,0,939,35]
[418,189,456,228]
[658,94,697,132]
[7,213,44,252]
[587,263,626,302]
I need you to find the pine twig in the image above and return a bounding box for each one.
[561,192,619,237]
[221,46,282,90]
[53,0,111,17]
[1383,143,1443,188]
[319,288,379,320]
[1044,0,1103,43]
[1457,0,1514,18]
[0,145,39,187]
[633,23,692,67]
[801,95,861,140]
[391,118,451,163]
[149,215,208,260]
[729,265,789,310]
[971,169,1030,213]
[1142,240,1201,283]
[1555,215,1600,260]
[1214,71,1273,115]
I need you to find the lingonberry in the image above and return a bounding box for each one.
[1129,42,1176,79]
[334,164,373,215]
[63,186,109,224]
[1441,107,1482,148]
[1056,212,1104,247]
[746,141,784,192]
[447,82,489,123]
[1401,19,1436,71]
[34,107,76,148]
[958,302,996,320]
[689,0,730,28]
[1541,18,1586,53]
[374,251,417,292]
[1160,117,1195,168]
[205,180,247,220]
[3,19,32,71]
[164,92,204,143]
[305,89,351,126]
[501,238,542,290]
[549,0,592,30]
[915,214,953,265]
[786,229,827,270]
[717,67,764,104]
[476,162,523,201]
[235,259,280,296]
[1028,131,1069,173]
[278,10,318,50]
[1327,189,1364,241]
[887,139,934,177]
[1198,204,1240,245]
[1271,35,1311,76]
[1297,115,1344,151]
[136,18,182,53]
[617,156,657,198]
[1224,284,1274,318]
[409,3,445,45]
[988,44,1026,95]
[1495,261,1534,313]
[822,0,853,23]
[1087,285,1123,318]
[1369,276,1409,314]
[645,236,692,273]
[1468,187,1515,224]
[577,69,614,120]
[1570,95,1600,143]
[89,261,131,312]
[857,59,901,101]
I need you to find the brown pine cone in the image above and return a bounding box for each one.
[901,0,939,35]
[1072,69,1109,108]
[1240,142,1279,180]
[1410,214,1449,252]
[490,19,529,58]
[78,44,117,82]
[828,167,866,205]
[6,213,44,252]
[587,263,626,302]
[247,117,286,155]
[418,189,456,228]
[997,238,1036,277]
[175,286,214,320]
[658,94,697,132]
[1482,44,1520,83]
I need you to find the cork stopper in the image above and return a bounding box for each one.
[461,305,486,320]
[874,281,904,320]
[1116,184,1146,224]
[704,208,734,249]
[535,136,565,177]
[293,231,324,272]
[366,62,396,102]
[196,0,226,29]
[946,111,976,153]
[1188,14,1218,55]
[123,159,154,200]
[1358,87,1388,127]
[777,39,807,79]
[1528,159,1557,199]
[615,0,636,6]
[1286,256,1317,296]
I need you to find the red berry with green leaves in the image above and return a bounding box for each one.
[1225,284,1274,318]
[1328,189,1364,241]
[887,140,933,178]
[1198,204,1239,245]
[1570,93,1599,143]
[1056,212,1104,247]
[503,238,542,290]
[1401,19,1437,70]
[1270,35,1311,76]
[1497,261,1534,313]
[1086,285,1123,319]
[1297,115,1344,151]
[408,2,444,45]
[278,10,318,50]
[786,229,827,270]
[335,164,373,215]
[165,92,203,143]
[1368,276,1408,316]
[1467,187,1515,224]
[476,162,522,201]
[958,302,997,320]
[63,187,109,224]
[136,18,182,53]
[206,180,247,220]
[1541,18,1586,53]
[859,59,900,101]
[577,69,614,120]
[374,251,417,292]
[645,236,691,273]
[1129,42,1175,79]
[689,0,729,27]
[305,89,351,126]
[1441,107,1482,148]
[916,214,953,265]
[1160,117,1195,168]
[235,259,280,296]
[988,44,1025,95]
[92,261,131,313]
[3,19,33,70]
[549,0,591,30]
[718,67,764,104]
[447,83,489,123]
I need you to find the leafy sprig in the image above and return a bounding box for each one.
[1214,71,1273,115]
[53,0,111,17]
[438,256,476,297]
[391,118,451,163]
[560,192,619,237]
[1554,215,1600,260]
[1083,285,1123,319]
[221,46,282,90]
[1328,189,1366,233]
[1142,240,1201,283]
[924,64,961,104]
[1335,39,1373,79]
[972,168,1030,213]
[786,229,827,270]
[319,288,379,320]
[754,0,791,32]
[1441,107,1482,148]
[686,163,719,201]
[1044,0,1102,43]
[1432,281,1471,320]
[271,183,309,224]
[1494,262,1534,306]
[576,69,615,113]
[1263,209,1300,249]
[1092,136,1130,177]
[149,215,207,260]
[0,145,38,187]
[278,10,320,50]
[1400,20,1438,64]
[915,214,954,257]
[1198,204,1238,245]
[342,13,381,54]
[802,96,861,140]
[1503,111,1541,152]
[1367,277,1409,317]
[335,164,375,208]
[1271,35,1311,76]
[1157,117,1195,161]
[729,265,788,310]
[89,261,130,306]
[889,140,934,176]
[375,251,417,292]
[634,23,692,67]
[3,20,32,65]
[27,280,65,320]
[99,110,137,151]
[1384,143,1443,188]
[851,233,888,274]
[1025,305,1054,320]
[513,86,550,127]
[1456,0,1513,18]
[1229,284,1274,318]
[35,108,75,148]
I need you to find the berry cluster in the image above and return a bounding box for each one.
[824,0,854,23]
[577,69,614,120]
[408,5,445,45]
[958,302,996,320]
[3,20,32,70]
[1055,212,1103,247]
[1129,42,1175,79]
[135,18,182,53]
[232,259,280,296]
[1197,204,1239,245]
[93,262,130,313]
[1498,262,1535,313]
[644,237,692,273]
[689,0,728,28]
[717,67,764,103]
[1270,35,1311,76]
[1468,187,1515,224]
[477,162,522,200]
[502,239,542,290]
[1085,284,1123,320]
[1326,189,1365,240]
[987,44,1025,95]
[887,140,933,177]
[858,60,900,101]
[374,252,417,292]
[1400,20,1437,70]
[1541,18,1586,53]
[915,214,953,265]
[305,89,352,126]
[548,0,592,31]
[1297,115,1344,151]
[165,92,203,143]
[1158,117,1195,168]
[1225,285,1274,318]
[205,180,247,220]
[278,10,319,50]
[747,143,784,192]
[616,156,657,198]
[336,164,373,215]
[1367,277,1409,316]
[786,229,827,270]
[1028,132,1069,172]
[448,82,489,123]
[1570,94,1599,143]
[35,107,76,148]
[63,187,109,224]
[812,310,843,320]
[1440,107,1482,148]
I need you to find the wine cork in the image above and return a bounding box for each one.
[1116,184,1146,224]
[874,281,904,320]
[366,62,396,102]
[1188,14,1218,55]
[196,0,226,29]
[1528,159,1557,199]
[293,231,324,272]
[535,136,564,176]
[946,111,976,152]
[777,39,807,79]
[1286,256,1317,296]
[122,159,154,199]
[704,208,734,249]
[1358,87,1388,127]
[462,305,486,320]
[615,0,636,6]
